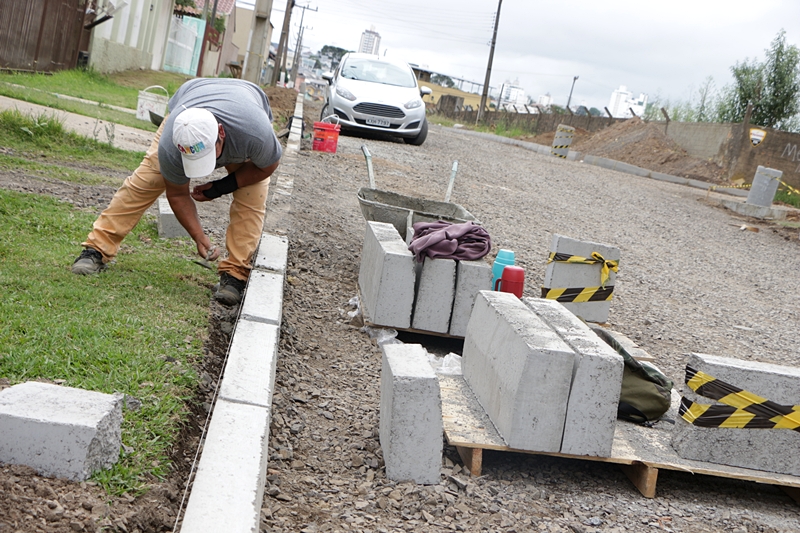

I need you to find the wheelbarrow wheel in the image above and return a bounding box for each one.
[404,118,428,146]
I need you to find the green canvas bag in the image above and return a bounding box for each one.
[591,327,674,423]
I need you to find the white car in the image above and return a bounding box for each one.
[321,53,432,145]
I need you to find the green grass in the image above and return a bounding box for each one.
[0,68,190,132]
[0,109,144,182]
[775,189,800,208]
[0,189,217,495]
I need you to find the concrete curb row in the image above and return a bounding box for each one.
[447,127,750,199]
[179,93,304,532]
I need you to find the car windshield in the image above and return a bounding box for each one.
[340,58,417,88]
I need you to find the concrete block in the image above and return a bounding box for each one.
[542,234,620,324]
[582,154,597,165]
[523,298,623,457]
[551,124,575,159]
[254,233,289,273]
[0,382,122,481]
[671,353,800,476]
[614,161,650,177]
[650,172,689,185]
[594,157,616,170]
[380,344,442,484]
[157,198,190,239]
[746,166,782,207]
[218,320,280,409]
[687,179,713,190]
[358,222,416,329]
[180,399,270,533]
[718,198,788,220]
[239,271,284,326]
[462,291,576,452]
[449,260,492,337]
[412,258,456,334]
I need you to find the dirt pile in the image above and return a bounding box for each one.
[263,86,300,129]
[572,117,727,184]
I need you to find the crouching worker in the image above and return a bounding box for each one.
[72,78,282,306]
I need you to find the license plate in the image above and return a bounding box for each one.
[366,117,390,127]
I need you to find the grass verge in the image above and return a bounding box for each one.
[0,109,143,182]
[0,189,216,495]
[0,68,190,132]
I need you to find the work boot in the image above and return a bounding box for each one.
[72,248,106,275]
[214,272,246,306]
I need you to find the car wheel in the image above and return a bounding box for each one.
[404,119,428,146]
[320,103,332,121]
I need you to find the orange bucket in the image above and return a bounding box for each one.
[312,119,341,153]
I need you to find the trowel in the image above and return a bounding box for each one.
[193,247,217,269]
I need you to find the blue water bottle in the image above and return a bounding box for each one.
[491,249,515,290]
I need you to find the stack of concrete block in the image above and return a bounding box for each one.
[672,353,800,476]
[380,343,442,484]
[524,298,624,457]
[359,222,417,329]
[462,291,624,456]
[157,197,190,239]
[542,234,620,324]
[462,291,577,452]
[358,221,492,337]
[0,382,123,480]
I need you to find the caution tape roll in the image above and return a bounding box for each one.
[679,366,800,430]
[541,285,614,303]
[547,251,618,288]
[709,183,751,191]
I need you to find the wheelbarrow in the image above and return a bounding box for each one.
[357,145,480,241]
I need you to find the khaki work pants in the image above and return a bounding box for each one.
[82,119,269,282]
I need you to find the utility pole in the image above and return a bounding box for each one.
[287,3,316,84]
[289,25,306,87]
[477,0,502,123]
[243,0,275,84]
[196,0,220,77]
[271,0,294,86]
[566,75,579,111]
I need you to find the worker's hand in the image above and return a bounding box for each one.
[191,182,214,202]
[196,237,220,261]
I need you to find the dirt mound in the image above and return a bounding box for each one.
[263,86,299,129]
[572,117,726,184]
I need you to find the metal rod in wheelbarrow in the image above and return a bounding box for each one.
[444,161,459,203]
[361,144,376,189]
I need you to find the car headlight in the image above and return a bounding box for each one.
[404,98,423,109]
[335,85,357,101]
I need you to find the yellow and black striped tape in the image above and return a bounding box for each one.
[552,144,572,149]
[547,251,618,288]
[679,366,800,431]
[551,151,568,158]
[709,183,751,191]
[541,285,614,302]
[779,180,800,196]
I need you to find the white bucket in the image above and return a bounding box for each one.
[136,86,169,121]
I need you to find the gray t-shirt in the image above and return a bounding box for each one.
[158,78,282,185]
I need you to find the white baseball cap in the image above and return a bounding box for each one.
[172,108,218,178]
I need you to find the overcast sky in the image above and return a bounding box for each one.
[236,0,800,110]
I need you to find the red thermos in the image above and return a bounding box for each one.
[494,265,525,298]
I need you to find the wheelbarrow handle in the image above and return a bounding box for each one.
[361,144,376,189]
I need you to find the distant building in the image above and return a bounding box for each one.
[498,79,526,108]
[537,93,553,107]
[358,26,381,55]
[608,85,647,118]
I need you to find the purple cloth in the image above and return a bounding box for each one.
[407,221,491,262]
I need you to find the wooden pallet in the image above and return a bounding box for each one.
[440,374,800,503]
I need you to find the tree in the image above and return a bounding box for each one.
[717,30,800,129]
[431,74,455,88]
[320,46,349,68]
[589,107,603,117]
